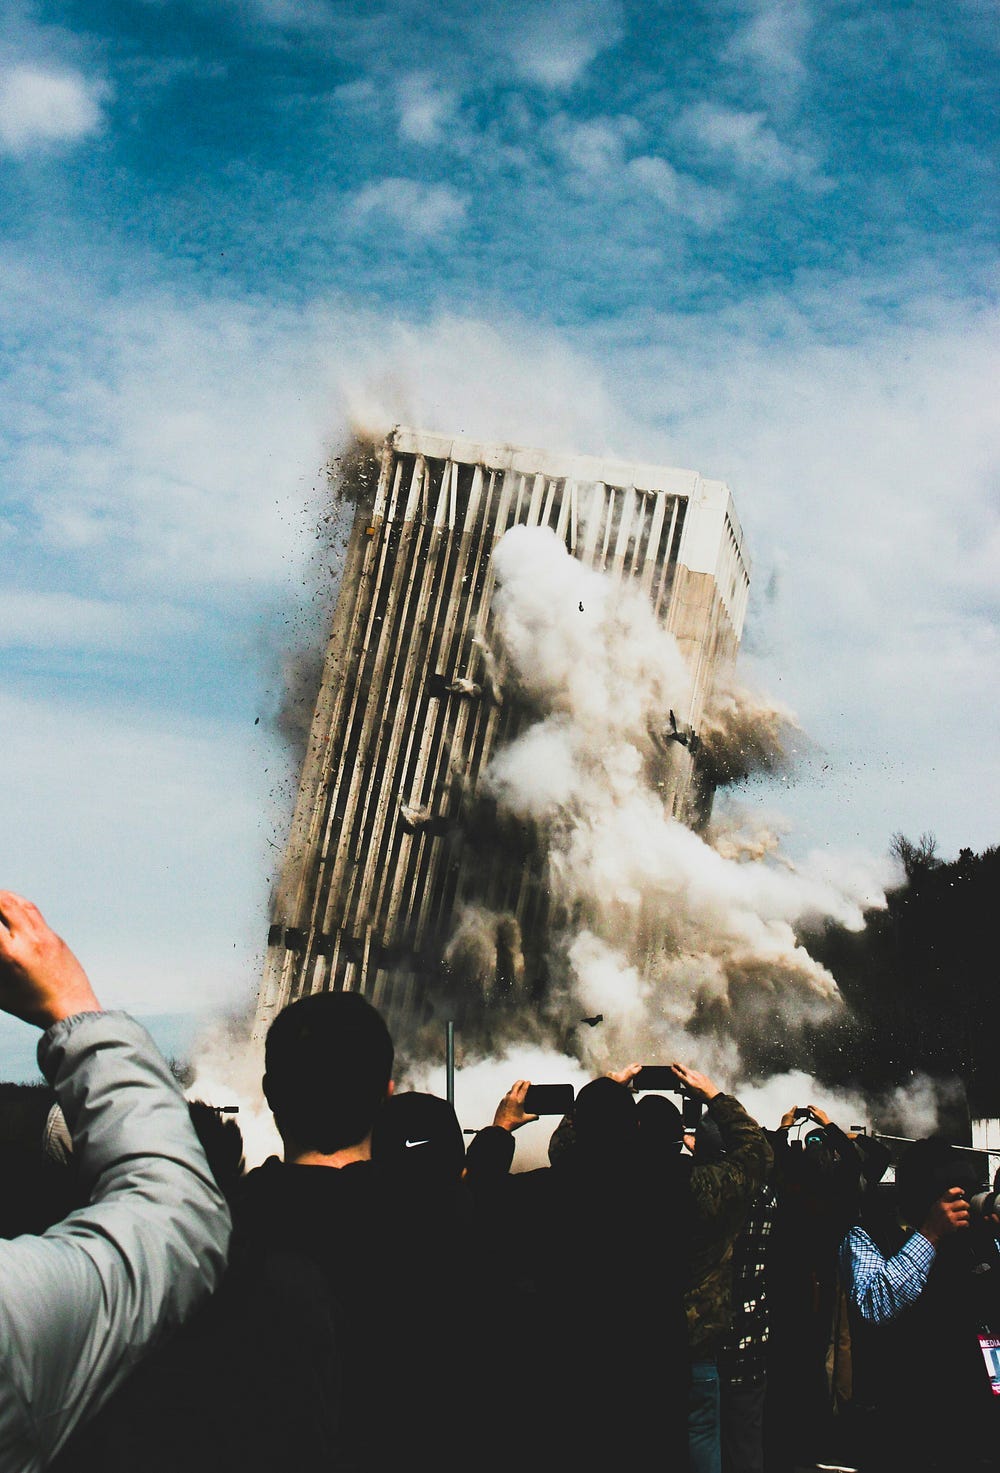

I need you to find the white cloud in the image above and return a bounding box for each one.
[677,102,820,181]
[725,0,814,92]
[396,74,456,145]
[502,0,623,88]
[346,177,467,239]
[223,0,333,30]
[0,265,347,592]
[334,310,624,457]
[0,64,108,154]
[626,155,732,228]
[333,78,376,108]
[548,112,640,176]
[0,592,197,651]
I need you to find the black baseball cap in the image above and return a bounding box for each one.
[371,1092,466,1183]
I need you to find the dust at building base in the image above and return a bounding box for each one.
[254,427,751,1048]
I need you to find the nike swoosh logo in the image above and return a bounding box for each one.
[405,1138,430,1148]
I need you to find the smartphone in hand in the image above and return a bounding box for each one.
[522,1084,575,1115]
[631,1066,682,1093]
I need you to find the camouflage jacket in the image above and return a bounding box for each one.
[685,1093,773,1360]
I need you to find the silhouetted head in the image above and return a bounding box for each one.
[264,992,394,1156]
[371,1092,465,1185]
[636,1093,684,1155]
[854,1132,891,1189]
[896,1136,980,1225]
[572,1078,638,1164]
[0,1083,78,1236]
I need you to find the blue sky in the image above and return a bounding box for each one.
[1,0,997,1059]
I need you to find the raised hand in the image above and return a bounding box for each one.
[920,1186,971,1246]
[670,1062,720,1102]
[0,892,101,1029]
[493,1079,539,1132]
[606,1062,643,1086]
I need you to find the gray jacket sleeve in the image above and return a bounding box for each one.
[0,1011,232,1472]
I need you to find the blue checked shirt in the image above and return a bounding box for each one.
[839,1224,936,1324]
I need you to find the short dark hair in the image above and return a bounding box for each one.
[572,1077,637,1156]
[264,992,394,1154]
[636,1092,684,1153]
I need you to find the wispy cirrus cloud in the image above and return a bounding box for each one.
[0,260,336,594]
[0,63,109,154]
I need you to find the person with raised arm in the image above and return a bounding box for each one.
[0,892,231,1473]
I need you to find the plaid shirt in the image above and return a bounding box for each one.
[839,1223,936,1325]
[719,1183,778,1387]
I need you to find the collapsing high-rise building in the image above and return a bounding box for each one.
[255,427,751,1039]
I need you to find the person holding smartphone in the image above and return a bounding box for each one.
[470,1060,771,1473]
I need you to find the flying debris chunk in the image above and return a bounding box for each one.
[399,801,432,830]
[579,1014,604,1028]
[653,710,700,753]
[446,676,482,698]
[399,801,451,836]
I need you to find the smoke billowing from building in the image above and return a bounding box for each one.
[696,675,802,790]
[457,523,887,1078]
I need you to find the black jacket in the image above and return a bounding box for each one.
[466,1124,693,1469]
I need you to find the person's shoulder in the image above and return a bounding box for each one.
[236,1156,372,1226]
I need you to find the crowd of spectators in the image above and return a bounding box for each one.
[1,889,999,1472]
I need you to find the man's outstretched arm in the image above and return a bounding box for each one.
[840,1188,969,1325]
[0,893,232,1472]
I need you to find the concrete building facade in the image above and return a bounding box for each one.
[254,427,751,1037]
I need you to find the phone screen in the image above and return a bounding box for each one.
[523,1084,575,1115]
[632,1066,680,1092]
[978,1336,1000,1396]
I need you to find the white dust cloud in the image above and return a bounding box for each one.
[483,523,892,1076]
